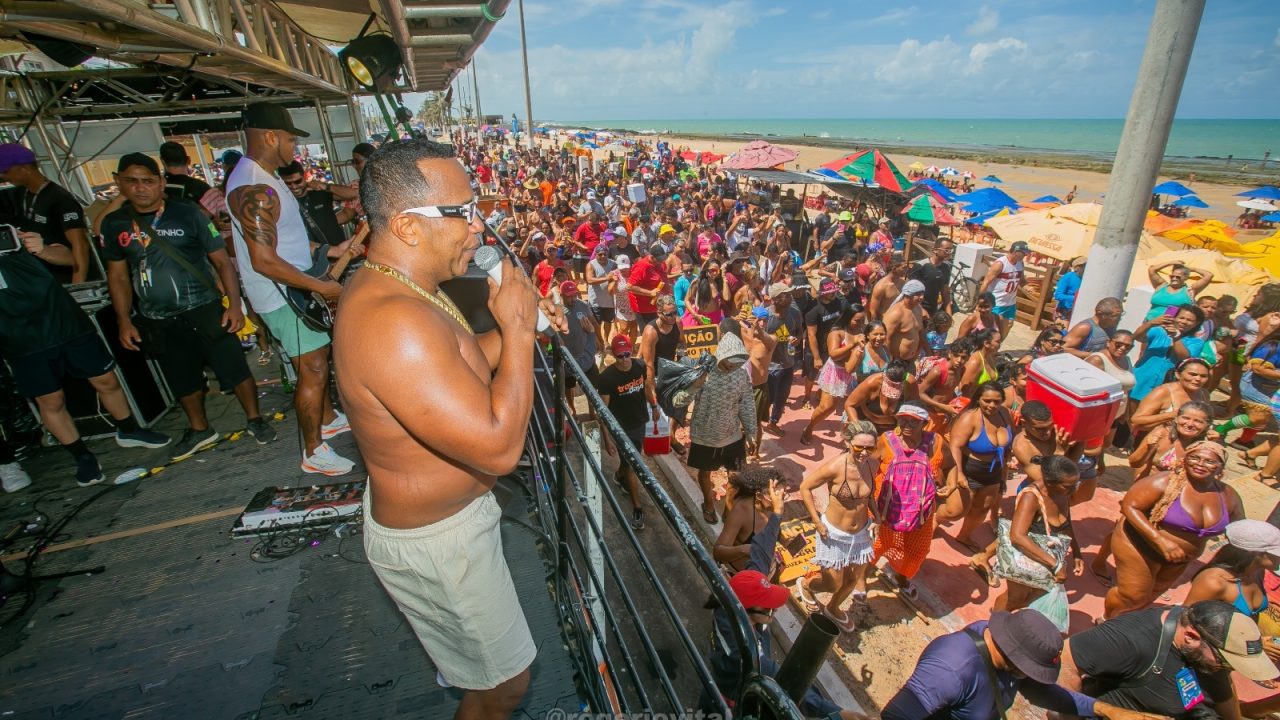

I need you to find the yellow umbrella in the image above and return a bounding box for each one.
[1158,219,1241,252]
[908,161,926,172]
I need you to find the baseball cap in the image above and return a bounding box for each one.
[751,306,770,319]
[242,104,310,137]
[818,279,837,295]
[615,254,632,269]
[1189,600,1280,682]
[1010,241,1030,253]
[1226,520,1280,556]
[768,282,791,298]
[586,190,597,199]
[116,152,159,175]
[901,279,926,296]
[602,231,616,243]
[559,280,579,298]
[895,404,930,422]
[0,143,37,173]
[614,225,627,235]
[878,216,889,225]
[837,210,853,221]
[649,244,669,261]
[838,268,857,282]
[610,335,633,356]
[989,610,1063,685]
[729,569,789,611]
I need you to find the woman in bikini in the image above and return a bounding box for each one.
[845,320,890,384]
[713,464,784,573]
[1102,441,1244,619]
[797,420,881,632]
[1128,357,1212,435]
[1129,400,1213,480]
[1184,520,1278,623]
[800,308,865,445]
[957,327,1002,399]
[956,291,998,340]
[943,382,1015,551]
[844,360,912,435]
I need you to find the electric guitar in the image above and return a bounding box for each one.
[282,221,369,332]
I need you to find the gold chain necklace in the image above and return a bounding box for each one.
[362,261,474,335]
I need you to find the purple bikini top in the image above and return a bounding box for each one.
[1159,489,1229,538]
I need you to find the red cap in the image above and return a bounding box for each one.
[729,569,789,610]
[610,335,633,356]
[559,280,579,298]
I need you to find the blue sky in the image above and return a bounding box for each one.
[447,0,1280,120]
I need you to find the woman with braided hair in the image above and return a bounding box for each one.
[1102,441,1245,620]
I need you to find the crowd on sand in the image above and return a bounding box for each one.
[460,130,1280,720]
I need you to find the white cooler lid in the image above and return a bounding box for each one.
[1028,354,1122,399]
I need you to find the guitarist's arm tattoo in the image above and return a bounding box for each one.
[228,184,280,249]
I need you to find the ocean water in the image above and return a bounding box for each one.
[549,118,1280,162]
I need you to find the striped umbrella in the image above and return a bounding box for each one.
[819,149,911,192]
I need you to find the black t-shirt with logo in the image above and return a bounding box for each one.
[0,249,95,358]
[164,172,213,205]
[99,200,223,319]
[296,189,347,247]
[0,182,87,283]
[804,296,849,360]
[596,358,648,431]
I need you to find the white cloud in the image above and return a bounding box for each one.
[967,5,999,36]
[873,36,964,84]
[968,37,1028,74]
[863,7,918,27]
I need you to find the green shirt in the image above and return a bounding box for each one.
[99,200,223,319]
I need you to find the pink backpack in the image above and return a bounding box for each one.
[877,432,938,532]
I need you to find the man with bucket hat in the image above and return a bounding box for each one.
[884,609,1160,719]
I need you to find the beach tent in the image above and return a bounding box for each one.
[1237,185,1280,200]
[903,194,961,226]
[983,175,1003,183]
[1171,195,1209,208]
[721,140,799,170]
[818,149,912,192]
[1152,180,1195,197]
[1238,199,1278,211]
[913,178,960,203]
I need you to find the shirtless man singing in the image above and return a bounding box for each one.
[334,139,539,719]
[883,279,926,361]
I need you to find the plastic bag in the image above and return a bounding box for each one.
[1028,583,1070,633]
[655,354,714,417]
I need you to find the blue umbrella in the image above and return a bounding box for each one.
[1031,194,1062,203]
[1262,212,1280,222]
[964,207,1010,225]
[913,178,960,203]
[1237,185,1280,200]
[983,175,1003,183]
[1171,195,1209,208]
[1153,180,1194,196]
[956,187,1019,209]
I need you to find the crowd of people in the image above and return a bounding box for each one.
[7,113,1280,718]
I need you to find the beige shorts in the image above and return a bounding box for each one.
[363,487,536,690]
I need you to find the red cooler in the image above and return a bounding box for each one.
[1025,355,1125,444]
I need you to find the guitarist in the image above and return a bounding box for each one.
[277,160,361,263]
[101,153,276,459]
[226,104,353,477]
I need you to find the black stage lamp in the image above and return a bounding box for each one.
[339,34,402,90]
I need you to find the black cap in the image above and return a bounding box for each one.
[838,268,856,282]
[242,104,310,138]
[1010,241,1030,254]
[117,153,159,175]
[649,244,669,261]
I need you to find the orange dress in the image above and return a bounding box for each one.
[872,430,945,579]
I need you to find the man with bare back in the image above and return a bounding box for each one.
[884,279,927,361]
[868,259,908,320]
[333,138,539,719]
[740,306,777,456]
[226,105,351,475]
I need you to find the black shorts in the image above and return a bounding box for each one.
[564,362,600,391]
[688,437,746,472]
[963,456,1004,491]
[137,301,252,398]
[591,305,616,323]
[802,350,820,380]
[620,423,646,458]
[9,332,116,398]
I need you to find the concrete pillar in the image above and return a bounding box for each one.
[1070,0,1205,328]
[518,0,535,150]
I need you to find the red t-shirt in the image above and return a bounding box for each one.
[574,222,605,257]
[475,165,492,184]
[628,258,664,314]
[534,260,560,296]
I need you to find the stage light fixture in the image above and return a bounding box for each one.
[339,34,402,90]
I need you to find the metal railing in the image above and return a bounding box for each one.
[520,335,802,719]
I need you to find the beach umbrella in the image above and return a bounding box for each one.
[1158,219,1243,252]
[914,178,960,203]
[987,209,1094,260]
[983,175,1003,183]
[1171,195,1209,208]
[1237,199,1279,211]
[965,207,1011,226]
[955,187,1019,211]
[581,141,599,149]
[1153,180,1194,197]
[701,152,725,163]
[941,167,959,176]
[1047,202,1103,226]
[1031,195,1063,203]
[679,150,697,161]
[925,165,941,174]
[819,149,912,192]
[1262,212,1280,222]
[908,161,926,172]
[903,194,961,226]
[1237,185,1280,200]
[961,170,976,179]
[721,140,799,170]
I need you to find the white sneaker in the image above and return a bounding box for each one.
[301,442,354,476]
[321,411,351,440]
[0,462,32,493]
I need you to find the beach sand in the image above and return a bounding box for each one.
[643,134,1266,231]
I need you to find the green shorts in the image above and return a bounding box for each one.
[260,303,330,358]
